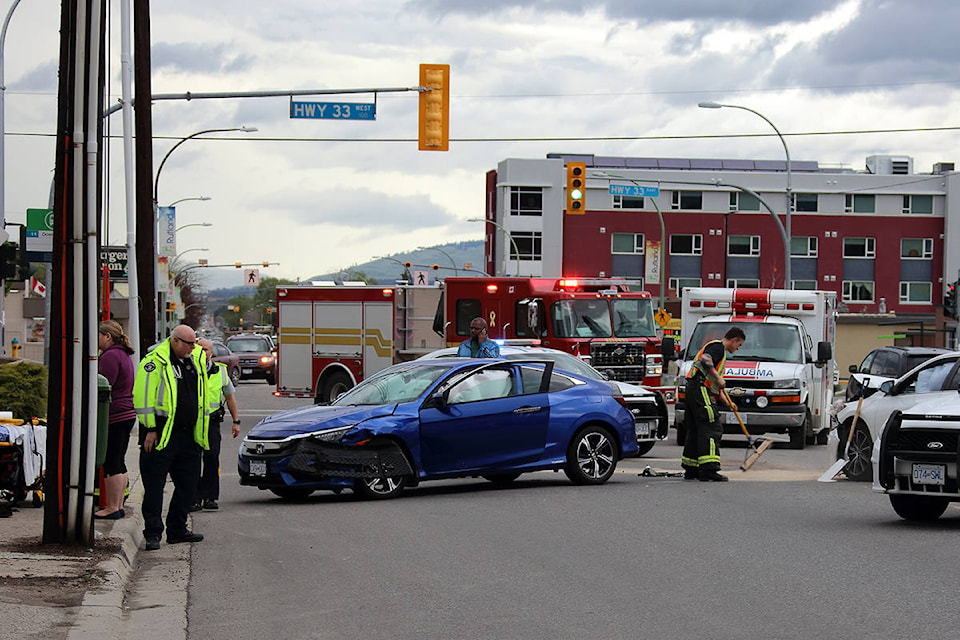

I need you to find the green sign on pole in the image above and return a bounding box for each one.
[26,208,54,252]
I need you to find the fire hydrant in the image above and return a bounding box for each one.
[10,337,19,358]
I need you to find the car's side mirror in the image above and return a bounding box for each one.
[660,337,675,362]
[848,364,858,374]
[425,391,446,410]
[880,380,894,395]
[816,341,832,364]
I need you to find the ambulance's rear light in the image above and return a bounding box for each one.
[486,284,498,294]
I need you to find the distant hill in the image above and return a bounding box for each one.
[207,240,484,301]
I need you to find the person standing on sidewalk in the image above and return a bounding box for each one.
[94,320,137,520]
[192,338,240,512]
[134,324,210,550]
[680,327,745,482]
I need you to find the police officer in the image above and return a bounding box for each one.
[681,327,745,482]
[192,338,240,511]
[134,324,210,550]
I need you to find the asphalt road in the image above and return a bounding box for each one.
[125,381,960,640]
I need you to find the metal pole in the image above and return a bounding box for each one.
[419,246,458,275]
[0,0,23,354]
[468,218,520,277]
[699,102,792,288]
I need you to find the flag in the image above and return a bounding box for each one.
[31,277,46,298]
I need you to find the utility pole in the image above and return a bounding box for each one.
[133,0,155,357]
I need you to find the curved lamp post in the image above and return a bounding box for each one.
[418,246,458,275]
[176,222,213,233]
[153,127,257,202]
[467,217,521,277]
[698,101,792,288]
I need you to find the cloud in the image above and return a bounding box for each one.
[11,61,59,92]
[152,41,257,75]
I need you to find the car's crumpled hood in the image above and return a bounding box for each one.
[247,403,397,439]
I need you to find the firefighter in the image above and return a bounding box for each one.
[681,327,745,482]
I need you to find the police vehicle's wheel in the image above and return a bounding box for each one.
[841,421,873,482]
[564,425,617,485]
[889,494,949,521]
[269,487,315,501]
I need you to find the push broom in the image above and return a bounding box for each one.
[722,390,775,471]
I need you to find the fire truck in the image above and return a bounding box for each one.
[275,277,672,403]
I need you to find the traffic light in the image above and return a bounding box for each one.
[0,240,30,281]
[166,302,177,312]
[566,161,586,214]
[403,261,413,269]
[945,281,958,319]
[431,264,439,271]
[418,63,450,151]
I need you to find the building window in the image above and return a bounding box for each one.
[899,282,932,304]
[509,231,542,261]
[842,281,875,302]
[671,191,703,210]
[902,195,933,214]
[670,234,702,256]
[790,236,818,257]
[900,238,933,259]
[509,187,543,216]
[728,235,760,256]
[791,193,818,212]
[791,280,817,290]
[612,195,644,209]
[670,277,702,293]
[843,237,876,258]
[844,194,876,213]
[726,279,760,288]
[612,233,644,255]
[729,191,761,211]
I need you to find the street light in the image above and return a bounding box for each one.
[698,101,792,288]
[418,246,458,275]
[593,171,666,311]
[167,196,211,208]
[176,222,213,233]
[467,218,521,277]
[0,0,23,355]
[153,126,257,202]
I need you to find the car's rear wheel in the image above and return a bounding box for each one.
[889,494,949,521]
[482,473,522,485]
[564,425,617,485]
[840,421,873,482]
[269,487,315,501]
[265,372,276,386]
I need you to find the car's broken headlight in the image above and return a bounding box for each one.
[311,426,353,442]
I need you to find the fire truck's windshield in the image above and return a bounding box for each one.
[551,298,657,339]
[687,322,803,364]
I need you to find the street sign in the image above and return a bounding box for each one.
[244,269,260,287]
[100,246,130,279]
[608,184,659,198]
[290,101,376,120]
[157,206,177,257]
[655,308,672,327]
[26,208,54,252]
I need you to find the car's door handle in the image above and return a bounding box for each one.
[513,406,542,414]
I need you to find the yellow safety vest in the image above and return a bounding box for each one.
[205,362,230,417]
[133,339,210,451]
[686,339,727,395]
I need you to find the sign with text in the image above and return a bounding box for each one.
[290,101,376,120]
[644,239,662,285]
[26,208,54,252]
[100,246,130,279]
[609,184,660,198]
[157,206,177,257]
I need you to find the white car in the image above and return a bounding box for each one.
[419,345,669,456]
[872,390,960,521]
[834,351,960,481]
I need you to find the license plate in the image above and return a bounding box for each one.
[242,368,253,375]
[635,423,651,437]
[725,412,742,425]
[249,460,267,476]
[912,463,945,486]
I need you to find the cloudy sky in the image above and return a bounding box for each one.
[4,0,960,288]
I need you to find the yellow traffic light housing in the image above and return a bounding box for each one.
[403,261,413,269]
[566,162,586,214]
[418,63,450,151]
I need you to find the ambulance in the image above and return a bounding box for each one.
[673,288,837,449]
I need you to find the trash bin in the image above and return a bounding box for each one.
[96,374,112,467]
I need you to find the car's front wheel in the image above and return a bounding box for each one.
[353,475,408,500]
[269,487,315,501]
[564,425,617,485]
[889,494,949,521]
[840,421,873,482]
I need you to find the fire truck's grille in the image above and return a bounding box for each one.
[591,344,646,368]
[605,367,645,383]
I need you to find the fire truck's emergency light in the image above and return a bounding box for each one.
[486,284,498,294]
[382,288,394,297]
[557,279,579,290]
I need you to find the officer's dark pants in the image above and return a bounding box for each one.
[681,376,723,473]
[140,428,201,540]
[197,419,223,501]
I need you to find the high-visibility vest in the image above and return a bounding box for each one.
[133,339,210,451]
[205,362,230,418]
[685,339,727,395]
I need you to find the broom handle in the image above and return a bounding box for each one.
[722,389,753,443]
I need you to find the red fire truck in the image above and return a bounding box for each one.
[275,277,671,403]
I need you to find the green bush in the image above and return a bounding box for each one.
[0,361,48,420]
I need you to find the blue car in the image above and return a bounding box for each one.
[238,358,638,500]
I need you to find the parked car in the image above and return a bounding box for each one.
[238,358,638,500]
[419,345,668,456]
[225,333,276,385]
[846,346,951,402]
[210,340,241,387]
[872,391,960,521]
[834,351,960,481]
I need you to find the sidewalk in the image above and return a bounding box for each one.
[0,435,145,640]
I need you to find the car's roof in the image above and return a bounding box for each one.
[869,346,952,356]
[891,351,960,384]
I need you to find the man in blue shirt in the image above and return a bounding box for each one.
[457,317,501,358]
